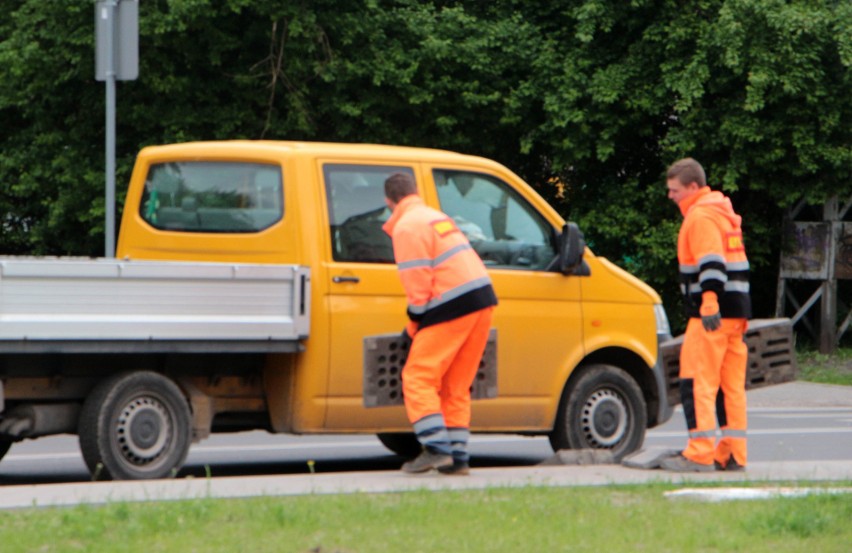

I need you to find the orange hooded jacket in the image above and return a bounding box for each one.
[677,187,751,320]
[383,195,497,330]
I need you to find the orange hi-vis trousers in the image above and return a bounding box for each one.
[679,318,748,467]
[404,307,494,457]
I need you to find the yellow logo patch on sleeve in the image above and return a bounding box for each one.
[726,231,745,252]
[431,218,458,237]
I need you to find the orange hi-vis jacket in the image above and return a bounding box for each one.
[677,187,751,320]
[383,195,497,330]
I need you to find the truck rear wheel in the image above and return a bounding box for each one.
[548,364,646,462]
[376,432,421,458]
[78,371,192,481]
[0,439,12,462]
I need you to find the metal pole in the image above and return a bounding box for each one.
[104,0,117,258]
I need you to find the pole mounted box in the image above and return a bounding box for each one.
[95,0,138,81]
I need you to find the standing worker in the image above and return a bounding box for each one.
[382,172,497,475]
[660,158,751,472]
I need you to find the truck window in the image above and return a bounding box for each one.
[323,164,414,263]
[140,162,283,233]
[433,169,557,270]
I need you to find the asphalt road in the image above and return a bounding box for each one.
[0,381,850,486]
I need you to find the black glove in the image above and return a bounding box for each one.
[701,312,721,332]
[399,327,413,351]
[700,291,721,332]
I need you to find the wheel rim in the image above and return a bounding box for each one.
[580,388,628,448]
[115,395,173,468]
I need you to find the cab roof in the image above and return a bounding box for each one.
[138,140,499,168]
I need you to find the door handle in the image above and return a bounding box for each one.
[332,275,361,284]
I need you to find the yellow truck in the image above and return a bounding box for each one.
[0,141,793,480]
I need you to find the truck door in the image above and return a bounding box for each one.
[427,167,584,428]
[321,162,414,429]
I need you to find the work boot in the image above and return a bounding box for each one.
[437,461,471,476]
[401,449,453,474]
[660,453,715,473]
[714,458,746,472]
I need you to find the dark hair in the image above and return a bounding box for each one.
[384,172,418,202]
[667,158,706,187]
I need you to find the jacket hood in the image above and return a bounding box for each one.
[680,187,742,227]
[382,194,422,236]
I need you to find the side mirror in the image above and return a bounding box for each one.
[558,222,586,275]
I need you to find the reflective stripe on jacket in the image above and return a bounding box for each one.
[383,195,497,329]
[677,187,751,319]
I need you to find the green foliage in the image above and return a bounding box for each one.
[0,0,849,319]
[0,1,102,254]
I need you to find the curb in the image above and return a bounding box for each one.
[2,460,851,511]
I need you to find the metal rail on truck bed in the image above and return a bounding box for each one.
[0,258,310,353]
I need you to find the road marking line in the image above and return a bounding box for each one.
[680,406,852,413]
[3,436,547,463]
[3,452,82,462]
[758,412,852,419]
[648,427,852,439]
[4,428,849,463]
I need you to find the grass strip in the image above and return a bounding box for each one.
[1,483,851,553]
[798,349,852,386]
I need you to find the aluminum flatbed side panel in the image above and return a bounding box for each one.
[0,258,310,341]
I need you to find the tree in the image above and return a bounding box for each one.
[1,0,849,328]
[0,1,104,254]
[490,0,852,325]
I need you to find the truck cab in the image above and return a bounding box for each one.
[117,141,673,463]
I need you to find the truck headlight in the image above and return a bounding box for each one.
[654,303,671,337]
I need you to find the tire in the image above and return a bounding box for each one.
[376,432,421,458]
[0,438,12,462]
[78,371,192,481]
[548,364,647,462]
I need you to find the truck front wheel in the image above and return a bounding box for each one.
[79,371,192,481]
[548,364,647,462]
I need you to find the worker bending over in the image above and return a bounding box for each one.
[382,172,497,475]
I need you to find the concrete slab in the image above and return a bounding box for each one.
[621,447,681,470]
[538,449,616,466]
[665,486,852,502]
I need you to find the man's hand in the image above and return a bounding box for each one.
[400,327,413,350]
[400,321,418,350]
[701,311,721,332]
[700,291,721,332]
